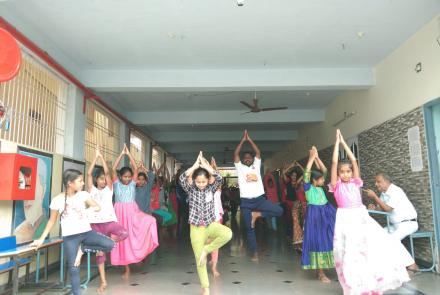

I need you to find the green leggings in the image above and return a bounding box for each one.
[190,222,233,288]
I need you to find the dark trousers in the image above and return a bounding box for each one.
[64,230,115,295]
[177,201,189,238]
[240,195,283,254]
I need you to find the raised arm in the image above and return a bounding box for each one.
[112,147,125,181]
[339,131,360,179]
[294,161,304,172]
[200,155,222,191]
[234,130,247,163]
[331,130,341,187]
[306,148,316,171]
[211,156,218,171]
[314,146,327,176]
[246,131,261,159]
[180,152,202,192]
[99,151,112,190]
[87,146,99,192]
[125,144,138,181]
[304,148,317,184]
[282,161,296,182]
[138,162,148,173]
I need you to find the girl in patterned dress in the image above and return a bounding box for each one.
[110,144,159,279]
[301,146,336,283]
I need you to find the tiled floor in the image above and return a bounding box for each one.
[22,219,440,294]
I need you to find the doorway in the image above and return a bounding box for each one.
[423,99,440,266]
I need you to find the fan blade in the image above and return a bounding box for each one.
[240,101,255,109]
[261,107,288,112]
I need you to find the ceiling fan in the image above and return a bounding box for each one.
[240,92,288,114]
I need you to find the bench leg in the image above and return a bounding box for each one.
[60,243,65,285]
[25,263,30,282]
[35,250,40,283]
[429,236,436,271]
[44,247,49,281]
[11,256,19,295]
[420,236,436,272]
[410,236,415,259]
[80,252,91,289]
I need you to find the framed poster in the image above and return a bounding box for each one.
[13,147,53,244]
[62,157,86,190]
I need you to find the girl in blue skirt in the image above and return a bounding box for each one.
[301,146,336,283]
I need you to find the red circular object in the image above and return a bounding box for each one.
[0,28,21,82]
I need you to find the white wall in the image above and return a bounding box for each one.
[64,85,86,160]
[269,14,440,168]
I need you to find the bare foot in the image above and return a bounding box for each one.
[74,248,84,267]
[201,287,210,295]
[407,263,420,272]
[318,271,331,283]
[198,248,208,267]
[250,253,259,262]
[211,265,220,278]
[122,266,130,280]
[407,262,421,275]
[251,211,262,228]
[97,282,107,293]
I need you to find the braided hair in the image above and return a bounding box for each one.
[60,169,83,217]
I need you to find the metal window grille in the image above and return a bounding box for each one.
[166,155,174,176]
[130,131,147,166]
[152,147,163,169]
[0,52,67,153]
[85,101,120,167]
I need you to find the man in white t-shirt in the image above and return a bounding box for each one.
[365,172,420,273]
[234,130,283,261]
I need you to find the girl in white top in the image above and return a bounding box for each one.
[31,169,115,295]
[87,146,128,293]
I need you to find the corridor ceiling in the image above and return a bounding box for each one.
[2,0,440,164]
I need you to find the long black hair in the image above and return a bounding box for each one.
[61,169,83,217]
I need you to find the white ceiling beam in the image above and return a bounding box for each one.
[162,142,285,153]
[129,109,324,125]
[84,68,374,92]
[150,131,297,143]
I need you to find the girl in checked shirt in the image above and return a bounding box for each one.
[179,152,232,295]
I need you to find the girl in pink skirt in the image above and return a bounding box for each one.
[330,130,410,295]
[111,144,159,279]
